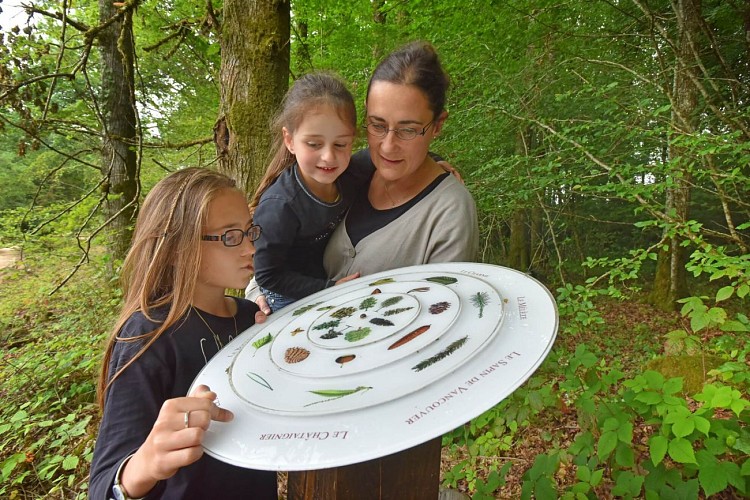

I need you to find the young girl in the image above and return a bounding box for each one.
[89,168,277,499]
[249,72,367,312]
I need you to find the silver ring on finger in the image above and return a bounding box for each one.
[184,410,191,429]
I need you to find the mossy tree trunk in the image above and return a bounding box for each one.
[216,0,290,194]
[98,0,139,263]
[651,0,701,311]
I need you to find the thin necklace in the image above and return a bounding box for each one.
[192,306,238,350]
[382,178,399,207]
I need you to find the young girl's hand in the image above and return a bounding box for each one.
[117,385,233,497]
[335,272,360,285]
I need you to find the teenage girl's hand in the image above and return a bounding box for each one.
[335,272,360,285]
[254,309,268,324]
[116,385,233,498]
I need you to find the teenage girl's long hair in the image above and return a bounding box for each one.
[249,71,356,217]
[97,168,238,409]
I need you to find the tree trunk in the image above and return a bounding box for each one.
[507,210,530,272]
[651,0,701,311]
[98,0,139,264]
[216,0,290,194]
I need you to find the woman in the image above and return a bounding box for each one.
[251,40,477,313]
[323,40,478,279]
[287,40,479,498]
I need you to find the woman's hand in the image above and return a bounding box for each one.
[117,385,233,497]
[255,295,272,315]
[335,272,360,285]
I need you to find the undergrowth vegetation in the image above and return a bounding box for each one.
[1,236,747,499]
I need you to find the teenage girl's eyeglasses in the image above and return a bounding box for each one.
[362,120,434,141]
[201,225,262,247]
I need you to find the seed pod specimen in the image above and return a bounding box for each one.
[388,325,431,350]
[412,336,469,372]
[284,347,310,363]
[371,288,382,295]
[335,354,356,366]
[429,301,451,314]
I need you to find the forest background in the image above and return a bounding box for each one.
[0,0,748,498]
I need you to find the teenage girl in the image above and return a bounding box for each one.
[248,72,366,312]
[89,168,277,499]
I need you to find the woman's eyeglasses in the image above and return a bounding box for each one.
[363,121,434,141]
[202,225,262,247]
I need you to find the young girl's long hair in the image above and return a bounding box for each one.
[97,168,239,408]
[249,71,356,215]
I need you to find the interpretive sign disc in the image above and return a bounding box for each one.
[190,263,557,471]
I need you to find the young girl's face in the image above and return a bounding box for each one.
[197,188,256,294]
[283,104,355,197]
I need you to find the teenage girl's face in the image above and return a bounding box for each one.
[197,189,256,293]
[283,105,355,195]
[365,81,446,183]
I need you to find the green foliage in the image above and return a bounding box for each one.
[444,296,748,498]
[0,230,118,498]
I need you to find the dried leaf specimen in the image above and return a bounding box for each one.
[369,278,395,286]
[359,297,377,311]
[469,292,490,318]
[313,320,341,331]
[331,307,357,319]
[246,372,273,390]
[383,307,415,316]
[369,317,394,327]
[425,276,458,285]
[252,333,272,349]
[377,296,403,311]
[412,336,469,372]
[345,327,372,342]
[292,302,323,316]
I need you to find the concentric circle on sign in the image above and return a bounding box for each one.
[190,263,558,472]
[306,292,422,349]
[229,272,500,414]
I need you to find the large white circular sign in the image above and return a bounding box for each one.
[190,263,557,471]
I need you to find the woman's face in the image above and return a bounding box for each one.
[365,81,445,182]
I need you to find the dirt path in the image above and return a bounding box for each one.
[0,247,21,269]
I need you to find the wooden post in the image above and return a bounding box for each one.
[287,437,442,500]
